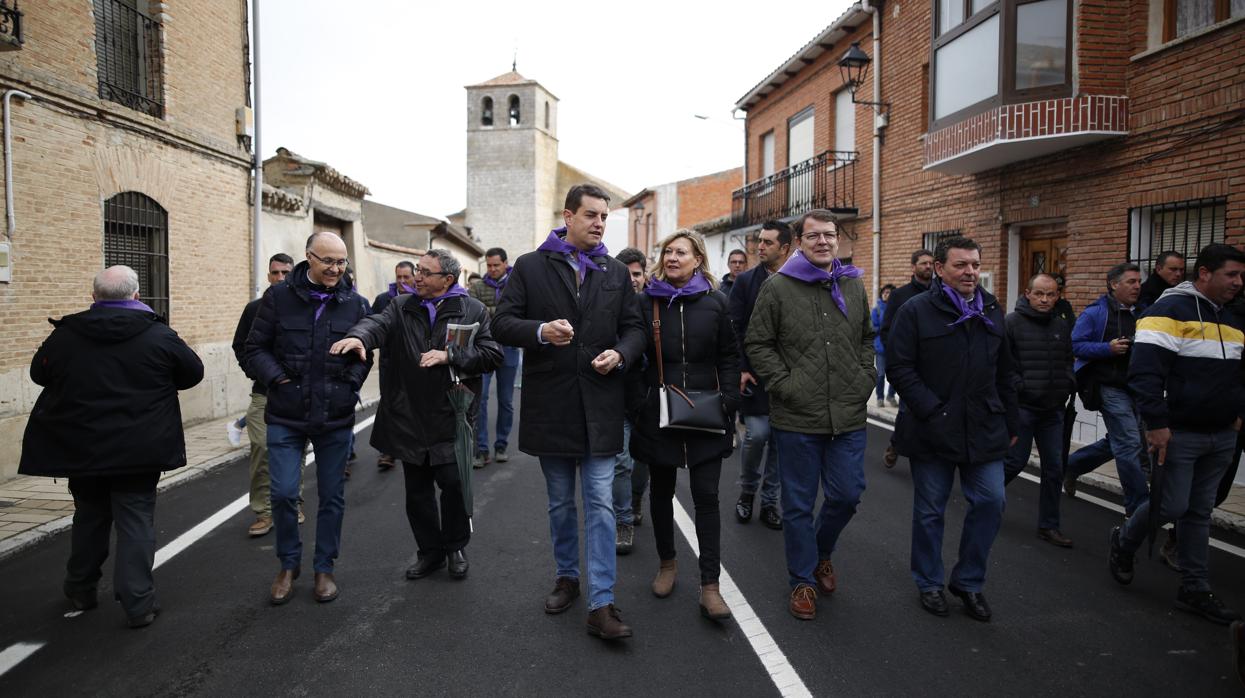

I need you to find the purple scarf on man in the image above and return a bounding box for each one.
[387,281,416,298]
[91,299,155,314]
[421,284,469,328]
[482,268,512,302]
[644,271,712,307]
[537,228,608,284]
[308,290,335,322]
[940,281,995,330]
[776,251,863,316]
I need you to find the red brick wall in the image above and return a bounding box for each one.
[676,167,742,228]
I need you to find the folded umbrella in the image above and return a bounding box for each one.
[1146,449,1165,559]
[447,363,476,533]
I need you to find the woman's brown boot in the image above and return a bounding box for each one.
[652,559,677,598]
[699,582,732,620]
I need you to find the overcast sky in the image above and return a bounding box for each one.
[256,0,856,218]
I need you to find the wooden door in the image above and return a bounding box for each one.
[1019,223,1068,286]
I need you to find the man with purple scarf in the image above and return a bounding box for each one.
[468,247,522,468]
[21,266,204,628]
[371,260,417,472]
[492,183,646,641]
[745,209,876,622]
[886,236,1018,623]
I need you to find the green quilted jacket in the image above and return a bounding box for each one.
[744,273,876,435]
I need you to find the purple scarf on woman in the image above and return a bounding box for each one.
[776,251,863,316]
[940,281,995,330]
[483,268,512,302]
[421,284,469,327]
[91,299,155,314]
[644,271,712,307]
[537,228,608,284]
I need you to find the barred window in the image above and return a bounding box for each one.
[1128,197,1226,274]
[94,0,164,118]
[104,192,169,319]
[923,229,962,252]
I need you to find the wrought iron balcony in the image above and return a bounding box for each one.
[0,1,23,51]
[94,0,164,118]
[731,150,858,229]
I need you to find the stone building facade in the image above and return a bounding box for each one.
[0,0,254,479]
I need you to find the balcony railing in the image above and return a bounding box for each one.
[94,0,164,118]
[0,1,24,51]
[731,150,858,229]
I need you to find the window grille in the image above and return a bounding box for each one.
[923,229,963,253]
[1128,197,1226,274]
[103,192,169,319]
[94,0,164,118]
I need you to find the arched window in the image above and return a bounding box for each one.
[508,95,521,126]
[103,191,169,319]
[481,96,493,126]
[544,101,550,130]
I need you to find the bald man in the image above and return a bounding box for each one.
[245,232,373,605]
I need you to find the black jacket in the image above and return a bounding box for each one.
[1005,297,1075,411]
[719,273,736,299]
[244,262,373,435]
[727,264,773,415]
[879,275,930,346]
[629,290,740,468]
[20,306,204,478]
[886,280,1018,465]
[1138,273,1173,310]
[491,246,646,457]
[348,292,502,465]
[233,296,265,396]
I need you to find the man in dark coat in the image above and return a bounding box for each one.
[245,232,372,606]
[369,260,416,471]
[1002,273,1076,548]
[887,236,1017,623]
[719,248,748,298]
[20,265,204,628]
[468,247,521,467]
[336,249,501,581]
[1138,250,1185,309]
[728,220,792,530]
[878,248,934,467]
[491,183,646,641]
[232,252,295,537]
[611,246,649,552]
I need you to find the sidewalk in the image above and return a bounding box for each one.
[866,402,1245,537]
[0,396,379,562]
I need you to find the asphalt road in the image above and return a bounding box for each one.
[2,391,1244,696]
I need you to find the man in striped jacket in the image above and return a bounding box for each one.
[1109,243,1245,625]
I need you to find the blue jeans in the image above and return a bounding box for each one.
[773,428,867,588]
[613,419,638,524]
[540,453,616,611]
[875,352,896,400]
[1004,406,1065,530]
[268,423,352,574]
[1066,385,1149,515]
[476,346,521,452]
[1120,428,1235,592]
[910,457,1005,593]
[737,414,780,509]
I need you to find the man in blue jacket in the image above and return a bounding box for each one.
[245,232,372,606]
[1064,263,1149,516]
[1109,243,1245,625]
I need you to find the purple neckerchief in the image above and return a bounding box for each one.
[91,299,155,314]
[537,227,607,284]
[776,251,863,316]
[308,289,334,322]
[421,284,469,328]
[387,281,416,298]
[483,268,512,302]
[644,271,712,307]
[940,282,996,330]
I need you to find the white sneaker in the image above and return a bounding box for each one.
[226,416,246,447]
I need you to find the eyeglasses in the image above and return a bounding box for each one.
[801,232,839,242]
[308,251,349,268]
[414,267,450,277]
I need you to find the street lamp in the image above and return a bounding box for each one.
[838,42,889,116]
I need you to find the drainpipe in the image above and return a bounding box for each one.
[4,89,31,242]
[865,2,883,304]
[251,0,263,299]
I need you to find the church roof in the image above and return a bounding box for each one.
[469,70,534,88]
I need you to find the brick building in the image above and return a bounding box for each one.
[620,166,744,274]
[0,1,256,479]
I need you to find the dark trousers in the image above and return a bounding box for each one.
[650,459,722,584]
[1003,406,1065,530]
[403,458,470,561]
[65,473,160,620]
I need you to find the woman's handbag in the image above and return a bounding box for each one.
[651,298,727,434]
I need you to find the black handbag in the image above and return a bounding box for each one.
[652,298,727,434]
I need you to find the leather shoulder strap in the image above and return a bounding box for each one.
[651,297,665,386]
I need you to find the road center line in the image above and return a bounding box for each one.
[671,501,812,698]
[0,642,44,678]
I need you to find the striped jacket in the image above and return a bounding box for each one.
[1129,282,1245,432]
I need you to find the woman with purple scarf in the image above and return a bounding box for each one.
[627,231,740,622]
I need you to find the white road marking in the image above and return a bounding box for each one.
[671,502,812,698]
[0,642,44,678]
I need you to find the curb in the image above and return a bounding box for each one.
[0,397,379,564]
[866,404,1245,537]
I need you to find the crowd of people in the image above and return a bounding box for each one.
[17,184,1245,653]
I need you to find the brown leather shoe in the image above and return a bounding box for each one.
[699,583,732,620]
[248,516,272,537]
[814,559,837,594]
[544,576,580,614]
[883,445,899,469]
[270,568,299,605]
[789,583,818,620]
[587,604,632,640]
[1037,528,1074,548]
[314,572,339,603]
[652,559,677,598]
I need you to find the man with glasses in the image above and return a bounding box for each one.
[371,260,418,472]
[720,249,749,297]
[232,253,302,537]
[245,232,372,605]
